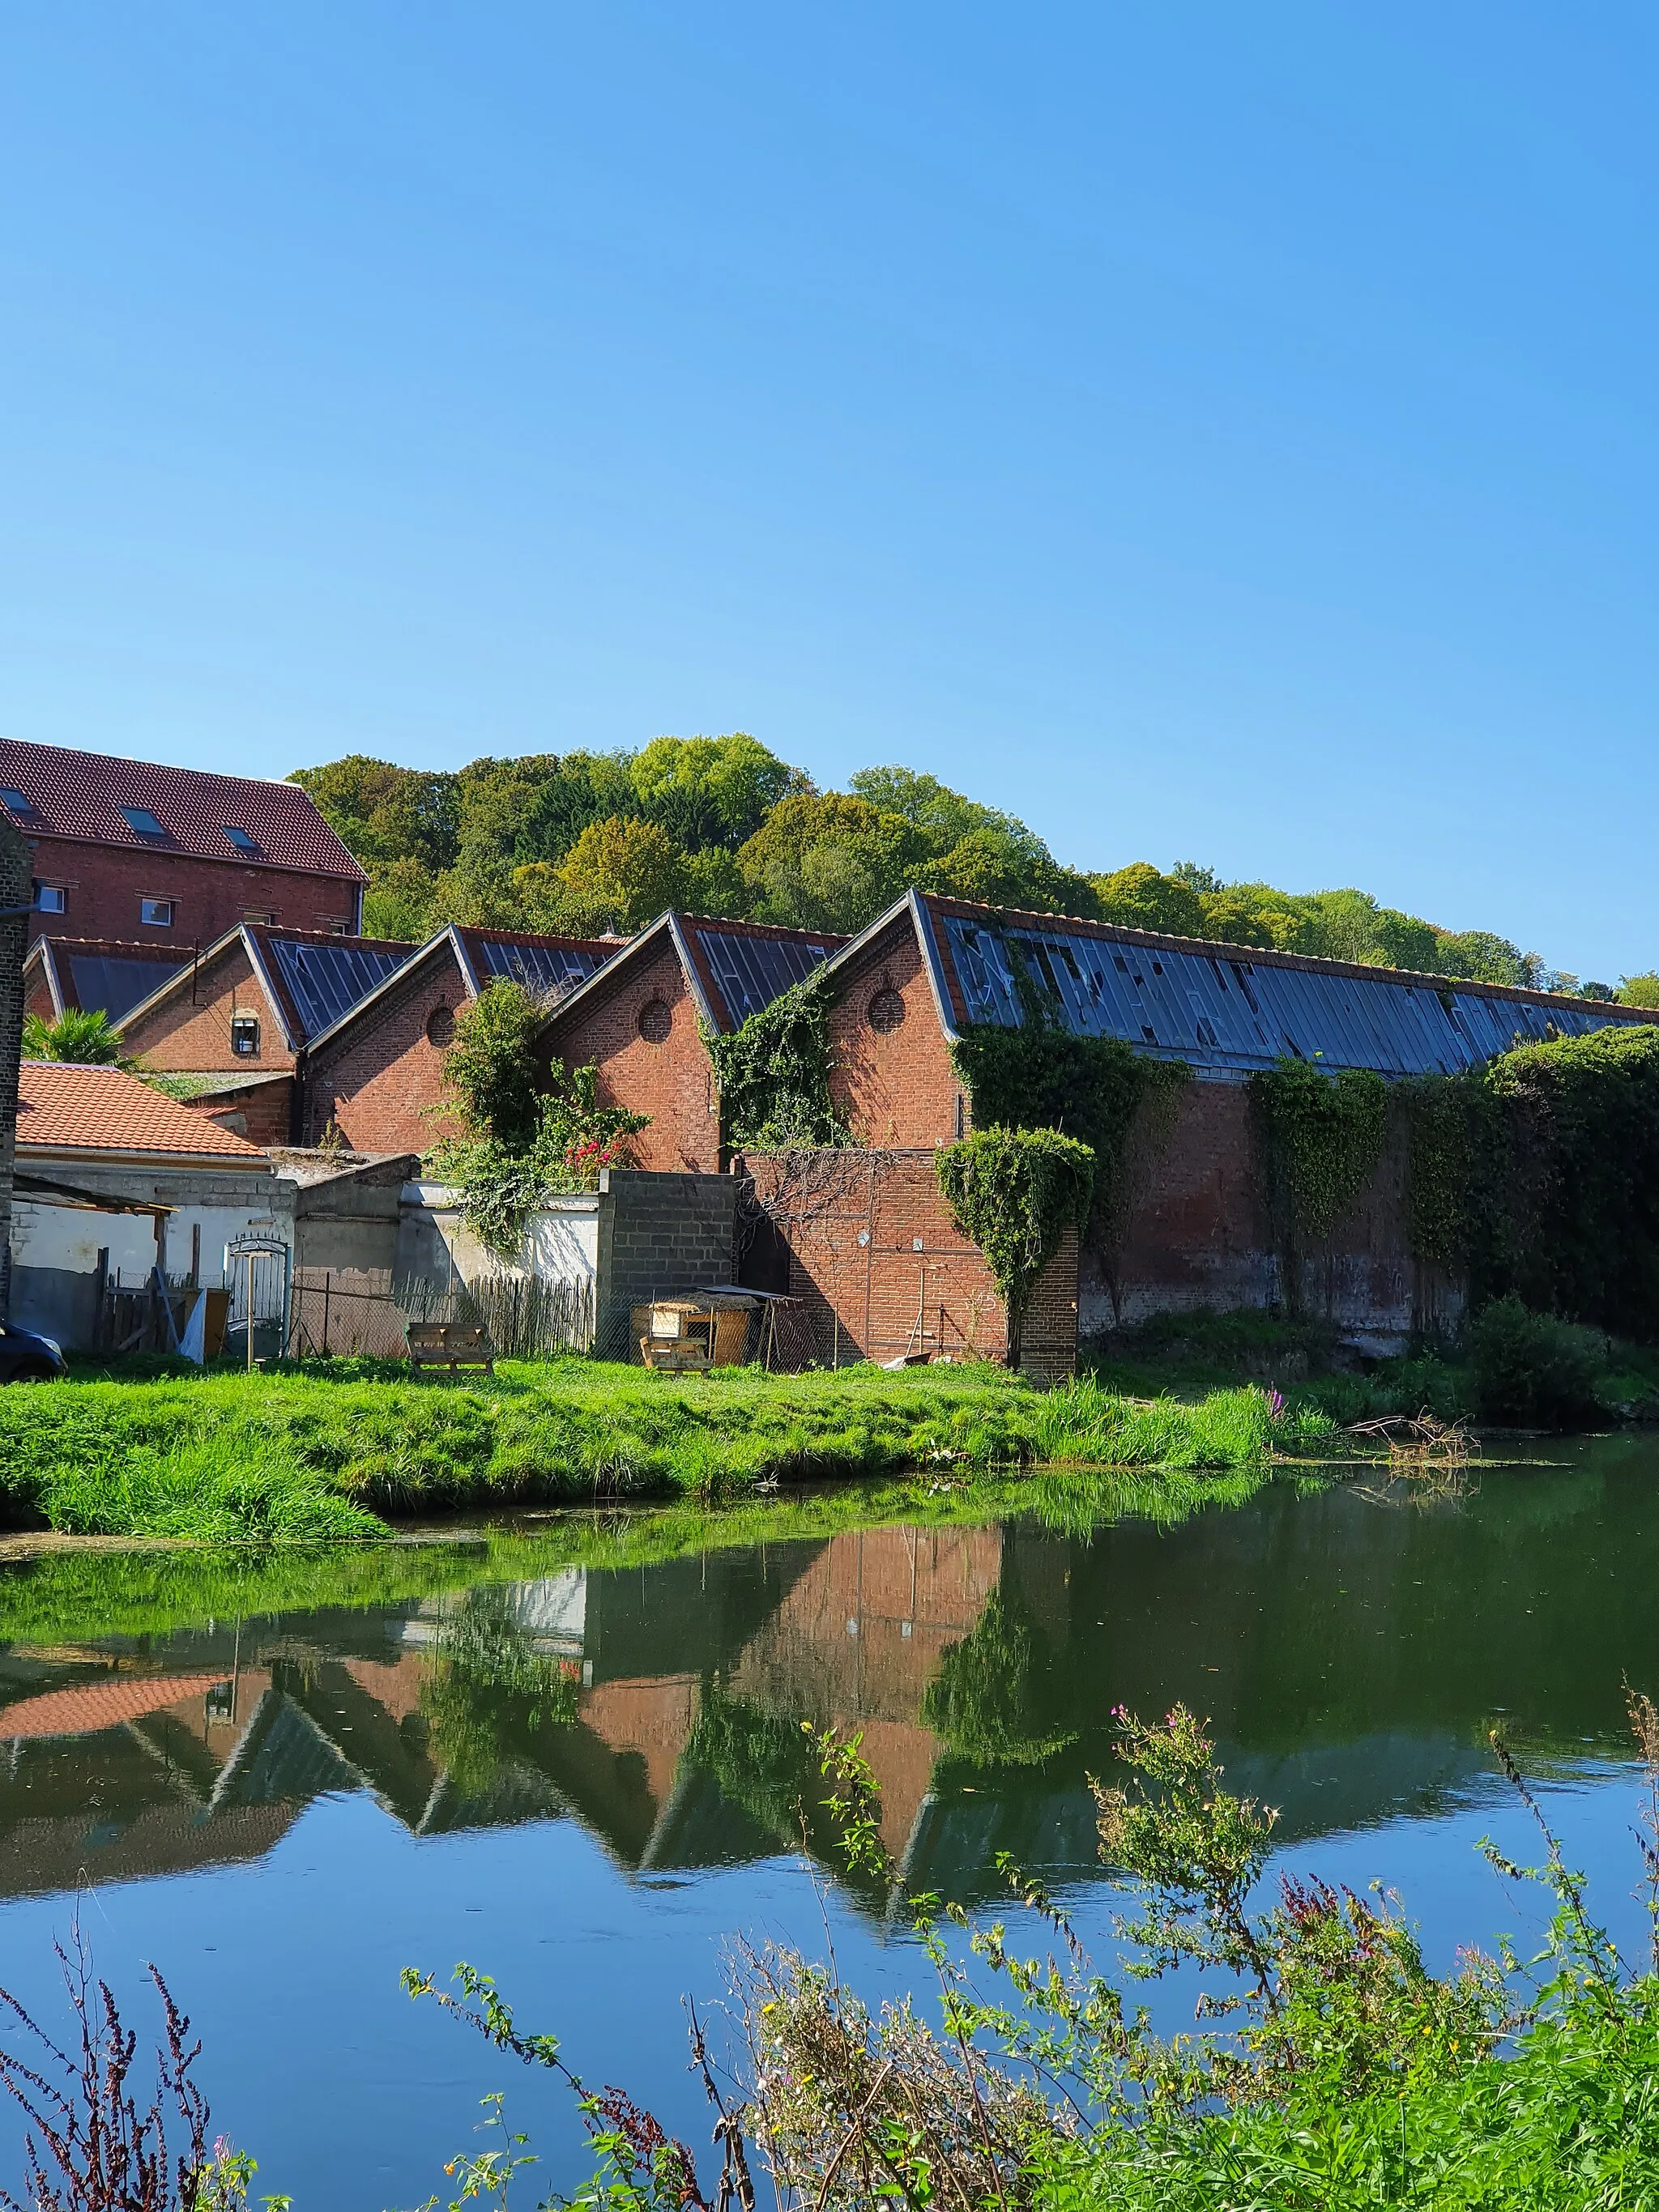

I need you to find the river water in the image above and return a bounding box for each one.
[0,1438,1656,2206]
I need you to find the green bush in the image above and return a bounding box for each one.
[936,1126,1095,1362]
[1468,1295,1607,1427]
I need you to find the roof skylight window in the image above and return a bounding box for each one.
[222,825,261,854]
[119,807,168,839]
[0,786,36,816]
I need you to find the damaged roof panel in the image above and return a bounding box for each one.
[923,898,1653,1077]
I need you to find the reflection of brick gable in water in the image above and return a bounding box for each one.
[727,1525,1004,1862]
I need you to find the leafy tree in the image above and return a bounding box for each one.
[926,827,1102,918]
[360,857,438,943]
[736,792,928,934]
[288,756,460,872]
[1619,973,1659,1008]
[1431,930,1529,987]
[1289,889,1439,972]
[1199,883,1316,952]
[848,765,1033,855]
[551,816,692,935]
[439,980,548,1149]
[22,1008,125,1063]
[629,733,804,851]
[1089,863,1206,938]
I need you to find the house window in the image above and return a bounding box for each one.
[230,1013,260,1057]
[1,786,37,819]
[241,909,276,926]
[139,897,174,927]
[33,883,66,914]
[222,825,261,855]
[120,808,168,840]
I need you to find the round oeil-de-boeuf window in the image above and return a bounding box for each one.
[638,998,673,1044]
[426,1004,455,1046]
[868,987,906,1034]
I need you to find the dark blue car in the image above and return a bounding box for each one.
[0,1323,68,1383]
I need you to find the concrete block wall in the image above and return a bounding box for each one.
[0,819,29,1318]
[595,1168,738,1356]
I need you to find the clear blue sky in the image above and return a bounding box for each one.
[4,5,1657,978]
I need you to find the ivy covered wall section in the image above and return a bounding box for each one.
[702,974,847,1151]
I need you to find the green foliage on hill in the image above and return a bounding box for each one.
[289,745,1631,987]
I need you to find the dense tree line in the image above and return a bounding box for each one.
[290,737,1649,998]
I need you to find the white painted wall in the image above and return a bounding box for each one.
[11,1199,156,1283]
[399,1182,600,1294]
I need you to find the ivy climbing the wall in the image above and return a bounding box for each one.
[936,1127,1094,1365]
[1248,1058,1388,1309]
[703,974,847,1151]
[1405,1022,1659,1338]
[949,945,1190,1253]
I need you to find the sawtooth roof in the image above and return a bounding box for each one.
[115,923,417,1051]
[24,936,189,1024]
[0,739,367,880]
[301,923,619,1057]
[535,912,845,1039]
[825,890,1658,1080]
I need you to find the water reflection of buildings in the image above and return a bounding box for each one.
[0,1528,1012,1902]
[8,1477,1644,1910]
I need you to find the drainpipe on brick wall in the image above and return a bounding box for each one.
[288,1046,308,1145]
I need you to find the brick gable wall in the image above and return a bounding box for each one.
[120,941,293,1072]
[0,820,28,1317]
[21,841,357,949]
[184,1076,296,1149]
[825,916,966,1148]
[302,949,467,1154]
[543,936,722,1174]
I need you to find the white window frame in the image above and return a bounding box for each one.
[139,897,175,927]
[33,883,66,914]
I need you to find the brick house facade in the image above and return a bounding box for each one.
[0,739,366,950]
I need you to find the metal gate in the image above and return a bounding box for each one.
[224,1237,292,1365]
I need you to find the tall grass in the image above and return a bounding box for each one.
[0,1360,1325,1544]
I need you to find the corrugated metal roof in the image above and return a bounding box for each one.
[0,739,366,880]
[928,905,1653,1077]
[262,935,411,1041]
[689,922,837,1025]
[66,950,187,1024]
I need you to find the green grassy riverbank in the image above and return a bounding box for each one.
[0,1357,1335,1544]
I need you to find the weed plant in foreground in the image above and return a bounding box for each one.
[387,1698,1659,2212]
[0,1360,1333,1542]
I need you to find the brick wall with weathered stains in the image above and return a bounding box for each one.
[120,940,292,1072]
[542,937,723,1174]
[736,1148,1078,1378]
[825,911,967,1148]
[22,842,357,949]
[302,948,467,1153]
[0,818,29,1317]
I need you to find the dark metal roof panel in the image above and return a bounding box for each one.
[66,953,187,1025]
[689,925,834,1026]
[935,914,1648,1076]
[264,937,410,1042]
[471,936,608,999]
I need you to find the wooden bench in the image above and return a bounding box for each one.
[406,1321,496,1376]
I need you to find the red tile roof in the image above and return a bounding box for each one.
[15,1063,269,1159]
[0,739,367,881]
[0,1673,227,1741]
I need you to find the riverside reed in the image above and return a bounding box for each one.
[0,1359,1336,1544]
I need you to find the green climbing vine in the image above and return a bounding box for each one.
[1248,1059,1388,1306]
[949,940,1191,1251]
[703,973,847,1151]
[1402,1022,1659,1338]
[936,1126,1094,1363]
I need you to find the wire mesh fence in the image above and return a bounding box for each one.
[286,1270,596,1362]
